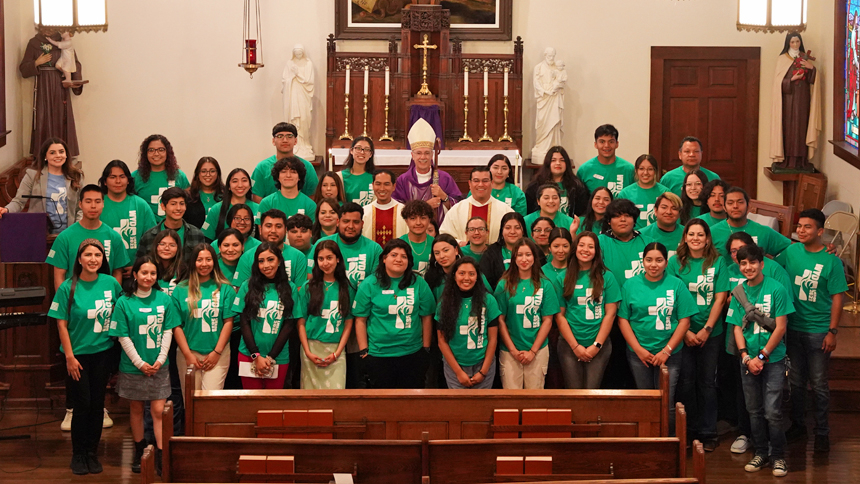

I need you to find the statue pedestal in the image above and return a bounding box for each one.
[763,167,826,207]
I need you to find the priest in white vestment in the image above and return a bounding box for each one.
[440,166,513,244]
[362,169,407,245]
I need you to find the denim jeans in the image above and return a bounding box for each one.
[443,359,496,389]
[678,335,720,440]
[786,330,831,436]
[740,359,787,459]
[627,348,681,436]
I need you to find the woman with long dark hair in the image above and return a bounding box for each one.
[494,238,560,389]
[485,154,527,213]
[312,197,340,241]
[524,146,589,217]
[354,239,435,389]
[542,227,572,281]
[172,244,236,397]
[214,204,259,256]
[99,159,157,271]
[230,243,298,389]
[48,239,121,474]
[109,255,180,476]
[556,231,619,389]
[576,187,613,235]
[436,257,500,389]
[338,136,377,205]
[184,157,224,229]
[132,134,190,222]
[0,137,83,233]
[680,170,709,225]
[617,154,668,230]
[480,212,526,290]
[524,184,574,232]
[296,240,354,389]
[425,234,464,300]
[313,171,347,206]
[149,229,185,296]
[216,228,245,281]
[529,216,556,262]
[202,168,258,241]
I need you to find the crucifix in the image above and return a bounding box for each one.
[413,33,438,96]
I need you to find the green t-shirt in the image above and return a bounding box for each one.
[618,273,698,354]
[102,194,158,264]
[399,234,433,276]
[524,211,575,234]
[47,222,131,276]
[352,274,435,357]
[660,166,720,197]
[711,219,791,262]
[108,290,181,375]
[48,274,122,355]
[775,244,849,333]
[131,169,191,222]
[233,243,308,286]
[434,294,502,367]
[494,278,560,352]
[617,183,669,230]
[251,154,318,200]
[639,223,684,258]
[231,281,300,364]
[557,269,621,346]
[555,182,571,214]
[461,244,486,263]
[667,255,731,336]
[685,204,704,222]
[577,157,636,197]
[598,233,648,289]
[296,281,355,344]
[468,183,527,214]
[340,170,375,206]
[199,191,218,217]
[310,234,382,289]
[726,276,794,362]
[171,280,238,354]
[697,212,726,227]
[201,200,260,240]
[257,191,317,223]
[541,262,567,300]
[218,258,238,282]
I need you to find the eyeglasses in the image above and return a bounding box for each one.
[200,169,218,176]
[232,216,252,223]
[352,147,372,154]
[532,228,553,234]
[147,147,167,154]
[466,227,487,233]
[274,133,296,140]
[157,242,177,249]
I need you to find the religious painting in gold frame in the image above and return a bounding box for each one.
[335,0,512,40]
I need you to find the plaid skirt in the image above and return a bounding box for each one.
[117,366,171,401]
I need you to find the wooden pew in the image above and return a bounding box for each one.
[162,400,703,484]
[184,366,672,439]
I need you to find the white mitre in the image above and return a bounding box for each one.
[408,118,436,149]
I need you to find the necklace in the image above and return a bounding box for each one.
[407,237,430,256]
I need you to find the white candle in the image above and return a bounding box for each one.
[384,66,390,96]
[504,67,509,96]
[464,67,469,97]
[483,68,488,96]
[364,66,369,95]
[328,149,333,171]
[345,65,350,95]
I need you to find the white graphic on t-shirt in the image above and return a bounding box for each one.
[140,306,165,348]
[516,288,544,329]
[193,292,220,332]
[795,264,823,302]
[51,187,67,215]
[153,182,176,217]
[690,268,715,305]
[460,307,487,349]
[118,210,138,250]
[103,240,112,259]
[388,288,415,329]
[284,260,293,279]
[559,196,569,213]
[322,300,341,334]
[347,254,368,285]
[648,290,675,330]
[87,291,114,332]
[625,252,645,279]
[258,300,284,334]
[577,288,602,320]
[416,261,429,276]
[607,174,624,196]
[358,184,374,206]
[752,294,773,334]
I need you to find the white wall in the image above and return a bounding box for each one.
[3,0,856,207]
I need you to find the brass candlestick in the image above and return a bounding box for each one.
[458,95,473,142]
[339,93,353,140]
[478,95,493,142]
[379,95,393,141]
[361,94,369,137]
[498,95,513,142]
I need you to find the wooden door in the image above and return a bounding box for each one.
[649,47,760,198]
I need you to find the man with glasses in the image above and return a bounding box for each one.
[251,123,318,201]
[137,187,205,263]
[461,216,490,262]
[661,136,721,196]
[440,166,512,244]
[362,170,407,245]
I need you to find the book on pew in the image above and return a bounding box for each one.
[257,410,284,438]
[496,456,524,475]
[493,409,519,438]
[307,409,334,439]
[283,410,308,439]
[524,456,552,475]
[238,455,267,474]
[546,408,572,438]
[521,409,547,438]
[267,455,295,474]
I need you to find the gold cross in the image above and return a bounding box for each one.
[413,34,437,96]
[378,225,393,244]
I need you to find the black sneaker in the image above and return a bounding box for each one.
[814,434,830,453]
[785,424,808,443]
[70,454,89,475]
[703,438,720,452]
[86,452,103,474]
[772,458,788,477]
[744,455,769,472]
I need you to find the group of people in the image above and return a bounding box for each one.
[0,122,844,479]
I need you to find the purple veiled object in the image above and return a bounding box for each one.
[408,105,444,149]
[0,213,48,262]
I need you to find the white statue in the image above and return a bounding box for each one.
[282,44,315,160]
[531,47,566,163]
[47,31,77,87]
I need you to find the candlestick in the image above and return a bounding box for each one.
[384,66,390,96]
[379,94,393,141]
[483,67,488,96]
[328,149,333,171]
[498,95,513,143]
[503,67,509,96]
[458,95,473,142]
[363,66,369,95]
[345,65,350,95]
[515,151,521,189]
[362,94,369,137]
[464,67,469,97]
[478,94,492,142]
[339,93,352,140]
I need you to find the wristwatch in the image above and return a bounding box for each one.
[829,328,839,335]
[757,352,769,362]
[594,341,603,349]
[703,325,713,334]
[250,353,260,360]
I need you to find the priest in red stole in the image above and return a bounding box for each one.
[362,169,407,245]
[439,166,513,244]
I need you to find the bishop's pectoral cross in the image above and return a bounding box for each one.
[413,34,437,96]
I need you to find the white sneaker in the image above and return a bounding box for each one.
[731,435,750,454]
[61,408,73,431]
[102,408,113,428]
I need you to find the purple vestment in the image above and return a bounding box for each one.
[391,161,462,224]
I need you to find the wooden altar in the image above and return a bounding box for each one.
[325,2,523,162]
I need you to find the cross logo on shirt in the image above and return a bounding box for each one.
[192,294,219,332]
[625,253,645,279]
[607,174,624,196]
[689,268,715,305]
[795,264,823,302]
[752,294,773,334]
[387,288,415,329]
[258,300,284,334]
[577,288,602,320]
[284,260,293,279]
[153,182,176,216]
[321,300,341,334]
[347,255,367,286]
[140,306,165,349]
[648,290,675,330]
[459,306,486,349]
[118,210,138,250]
[515,289,543,329]
[358,185,374,205]
[416,261,429,276]
[87,291,113,332]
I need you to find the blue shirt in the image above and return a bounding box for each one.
[46,173,68,233]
